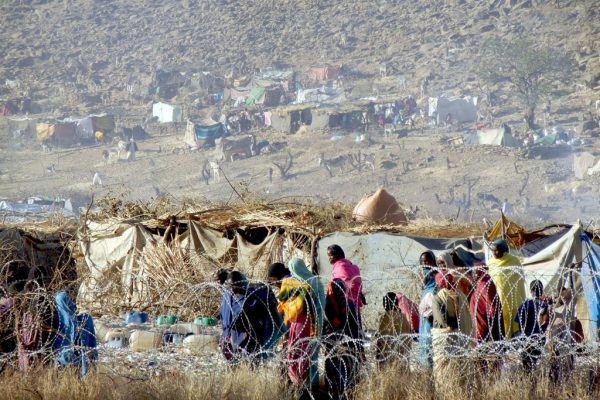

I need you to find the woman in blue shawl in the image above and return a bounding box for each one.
[53,291,97,376]
[418,251,438,368]
[219,271,285,362]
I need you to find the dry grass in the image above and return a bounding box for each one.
[0,363,598,400]
[0,365,294,400]
[353,363,600,400]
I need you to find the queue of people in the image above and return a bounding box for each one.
[218,239,586,398]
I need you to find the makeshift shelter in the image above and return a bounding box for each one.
[270,104,328,134]
[152,102,183,123]
[7,116,36,137]
[36,122,77,147]
[63,114,115,140]
[325,105,366,129]
[307,65,341,81]
[486,218,600,343]
[463,127,519,147]
[0,225,76,291]
[428,96,477,124]
[296,87,345,104]
[184,119,224,147]
[352,189,407,225]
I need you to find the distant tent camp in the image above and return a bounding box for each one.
[184,119,224,147]
[152,102,183,123]
[463,127,519,147]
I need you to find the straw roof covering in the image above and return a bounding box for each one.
[87,196,484,239]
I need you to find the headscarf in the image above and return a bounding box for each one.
[436,251,455,268]
[288,257,325,334]
[420,251,438,294]
[492,240,509,254]
[435,270,455,291]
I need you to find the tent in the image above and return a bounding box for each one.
[77,218,310,311]
[518,224,600,343]
[36,122,77,147]
[463,127,519,147]
[152,102,183,123]
[184,119,224,147]
[63,114,115,140]
[0,226,76,291]
[486,220,600,343]
[307,65,341,81]
[428,96,477,124]
[296,87,345,104]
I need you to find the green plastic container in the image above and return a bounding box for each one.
[194,317,217,326]
[156,315,178,326]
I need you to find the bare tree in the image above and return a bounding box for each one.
[479,38,575,130]
[272,151,294,180]
[348,151,375,173]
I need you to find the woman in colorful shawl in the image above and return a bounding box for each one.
[487,240,526,339]
[327,245,365,321]
[431,271,473,389]
[277,258,325,389]
[469,265,504,343]
[323,278,361,398]
[375,292,412,369]
[418,250,438,368]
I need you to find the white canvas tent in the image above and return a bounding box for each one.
[428,96,477,124]
[463,127,519,147]
[153,102,183,123]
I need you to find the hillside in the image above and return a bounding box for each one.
[0,0,599,225]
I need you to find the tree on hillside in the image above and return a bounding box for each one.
[479,38,575,130]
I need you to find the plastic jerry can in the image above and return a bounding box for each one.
[130,330,163,351]
[182,334,219,355]
[169,323,201,335]
[94,320,111,343]
[125,311,148,324]
[156,315,178,326]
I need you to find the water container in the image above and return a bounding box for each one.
[125,311,148,324]
[105,329,130,348]
[194,317,217,327]
[170,323,201,335]
[182,334,219,355]
[156,315,178,326]
[130,330,163,351]
[94,320,111,343]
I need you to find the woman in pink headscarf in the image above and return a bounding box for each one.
[327,244,365,320]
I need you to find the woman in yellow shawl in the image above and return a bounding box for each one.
[273,258,324,390]
[487,240,526,339]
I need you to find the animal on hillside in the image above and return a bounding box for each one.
[215,134,256,162]
[318,153,348,176]
[209,161,221,182]
[116,140,127,159]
